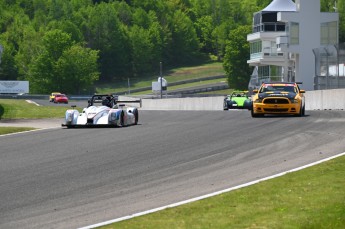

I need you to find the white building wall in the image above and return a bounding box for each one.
[249,0,339,91]
[278,1,319,90]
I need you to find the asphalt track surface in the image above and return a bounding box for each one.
[35,99,89,108]
[1,110,345,228]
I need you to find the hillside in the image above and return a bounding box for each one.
[0,0,341,94]
[95,62,229,95]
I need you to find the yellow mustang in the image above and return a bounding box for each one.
[49,92,61,102]
[251,82,305,117]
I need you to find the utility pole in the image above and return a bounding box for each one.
[128,78,130,95]
[160,61,163,99]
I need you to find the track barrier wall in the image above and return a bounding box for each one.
[1,88,344,111]
[305,89,345,110]
[121,88,345,111]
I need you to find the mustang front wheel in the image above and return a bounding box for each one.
[251,106,263,118]
[296,105,305,117]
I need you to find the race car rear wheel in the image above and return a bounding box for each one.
[134,109,139,125]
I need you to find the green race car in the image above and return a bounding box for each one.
[223,91,251,110]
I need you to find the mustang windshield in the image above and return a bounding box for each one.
[260,85,296,93]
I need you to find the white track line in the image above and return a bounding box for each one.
[79,152,345,229]
[25,100,40,106]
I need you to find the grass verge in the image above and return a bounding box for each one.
[0,99,81,134]
[0,99,77,119]
[100,155,345,229]
[0,127,36,135]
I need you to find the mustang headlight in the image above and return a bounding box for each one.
[254,98,262,103]
[290,98,299,103]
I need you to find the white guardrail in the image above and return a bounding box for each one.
[121,88,345,111]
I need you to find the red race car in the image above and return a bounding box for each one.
[54,94,69,104]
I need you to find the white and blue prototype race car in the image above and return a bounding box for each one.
[62,94,140,128]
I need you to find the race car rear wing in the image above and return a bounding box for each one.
[86,94,142,108]
[116,99,142,108]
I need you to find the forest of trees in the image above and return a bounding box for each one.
[0,0,342,93]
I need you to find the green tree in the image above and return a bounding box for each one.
[256,0,273,9]
[27,30,73,93]
[132,8,151,29]
[49,0,72,21]
[55,45,99,94]
[115,1,133,26]
[69,0,93,10]
[169,9,200,64]
[15,0,35,19]
[190,0,247,59]
[2,0,340,94]
[194,15,214,53]
[14,24,44,79]
[212,22,231,60]
[321,0,337,11]
[28,51,54,93]
[28,29,99,94]
[42,29,74,61]
[0,40,19,80]
[128,9,164,75]
[129,25,154,76]
[147,12,164,65]
[47,20,84,43]
[223,25,252,89]
[0,7,30,80]
[86,2,131,80]
[336,0,345,42]
[241,0,261,24]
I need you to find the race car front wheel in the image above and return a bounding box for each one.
[120,111,125,126]
[223,101,228,110]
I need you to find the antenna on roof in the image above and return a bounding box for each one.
[333,1,338,12]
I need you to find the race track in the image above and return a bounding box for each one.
[1,110,345,229]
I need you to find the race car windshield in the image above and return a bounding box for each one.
[232,93,247,97]
[260,85,296,93]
